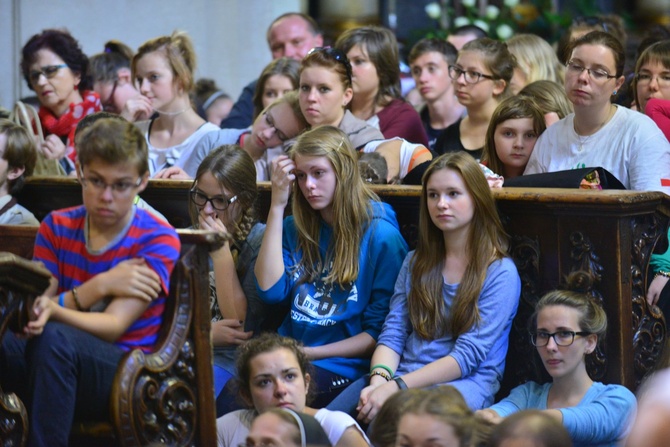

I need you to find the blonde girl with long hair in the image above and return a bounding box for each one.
[329,152,520,422]
[255,126,408,408]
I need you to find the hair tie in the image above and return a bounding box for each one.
[202,90,226,111]
[104,47,112,53]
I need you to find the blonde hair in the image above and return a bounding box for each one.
[518,80,573,119]
[289,126,378,286]
[411,152,508,339]
[132,30,197,93]
[398,387,491,447]
[507,34,565,85]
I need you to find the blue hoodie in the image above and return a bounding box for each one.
[258,201,408,380]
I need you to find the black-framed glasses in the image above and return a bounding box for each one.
[530,330,591,347]
[190,190,237,211]
[566,61,617,82]
[29,64,68,84]
[102,80,119,111]
[78,167,142,196]
[448,65,496,84]
[307,46,353,84]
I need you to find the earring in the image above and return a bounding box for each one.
[612,90,617,95]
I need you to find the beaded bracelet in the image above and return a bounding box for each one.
[370,363,394,378]
[72,287,86,312]
[370,370,391,382]
[656,270,670,279]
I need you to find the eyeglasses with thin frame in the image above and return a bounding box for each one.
[566,61,617,82]
[29,64,69,84]
[574,16,610,34]
[635,71,670,87]
[190,189,237,211]
[78,167,142,196]
[530,330,591,347]
[264,110,289,142]
[448,65,497,84]
[307,46,353,84]
[102,80,119,111]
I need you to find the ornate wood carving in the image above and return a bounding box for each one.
[0,253,52,447]
[631,214,667,387]
[568,232,607,381]
[505,235,543,387]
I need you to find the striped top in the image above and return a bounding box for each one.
[34,205,181,352]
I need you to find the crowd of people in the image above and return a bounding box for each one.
[4,8,670,447]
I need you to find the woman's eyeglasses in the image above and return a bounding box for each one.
[574,16,610,34]
[530,330,591,347]
[190,190,237,211]
[307,47,353,84]
[29,64,68,84]
[566,61,617,82]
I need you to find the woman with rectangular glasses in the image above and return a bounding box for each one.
[525,31,670,193]
[476,271,636,447]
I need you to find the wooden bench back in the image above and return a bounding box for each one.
[0,225,220,446]
[14,177,670,392]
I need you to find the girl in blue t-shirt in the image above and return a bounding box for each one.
[477,271,637,447]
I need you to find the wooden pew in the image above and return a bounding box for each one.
[14,177,670,392]
[0,225,222,447]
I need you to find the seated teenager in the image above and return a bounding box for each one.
[216,333,369,447]
[328,152,521,422]
[0,118,181,446]
[255,126,408,407]
[0,119,39,225]
[476,271,637,447]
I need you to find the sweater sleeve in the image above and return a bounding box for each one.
[449,258,521,377]
[377,253,413,355]
[488,382,546,416]
[378,99,430,146]
[360,217,409,340]
[255,216,299,305]
[645,97,670,141]
[560,384,637,445]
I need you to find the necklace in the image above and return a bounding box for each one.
[575,105,615,151]
[154,106,190,116]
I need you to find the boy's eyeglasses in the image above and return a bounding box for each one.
[190,190,237,211]
[307,47,353,84]
[29,64,69,84]
[79,168,142,195]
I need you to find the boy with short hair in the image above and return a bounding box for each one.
[408,38,465,151]
[0,119,39,225]
[0,118,181,447]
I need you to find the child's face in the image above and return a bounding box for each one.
[78,159,148,233]
[395,413,461,447]
[410,51,453,103]
[494,118,539,177]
